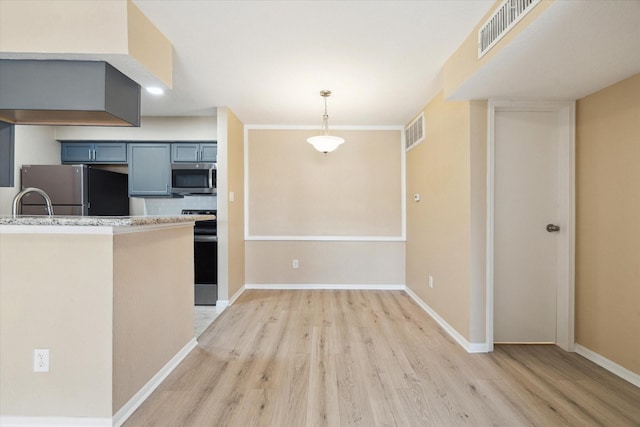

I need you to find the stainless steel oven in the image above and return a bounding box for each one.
[183,209,217,305]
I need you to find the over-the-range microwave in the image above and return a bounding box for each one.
[170,163,216,195]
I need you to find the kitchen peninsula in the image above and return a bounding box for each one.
[0,215,212,426]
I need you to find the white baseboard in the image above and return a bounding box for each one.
[228,286,246,305]
[467,342,491,353]
[574,343,640,388]
[404,287,490,354]
[0,416,111,427]
[215,300,229,310]
[112,337,198,427]
[244,283,405,291]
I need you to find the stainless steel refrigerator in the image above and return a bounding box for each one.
[20,164,129,216]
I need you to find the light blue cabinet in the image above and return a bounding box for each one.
[127,143,171,196]
[200,143,217,162]
[61,141,127,164]
[171,143,199,162]
[171,142,217,163]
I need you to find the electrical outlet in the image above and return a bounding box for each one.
[34,349,49,372]
[292,259,299,269]
[428,275,434,289]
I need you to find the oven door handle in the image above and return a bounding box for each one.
[194,235,218,243]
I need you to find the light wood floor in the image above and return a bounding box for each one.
[124,290,640,426]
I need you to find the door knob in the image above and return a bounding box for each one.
[546,224,560,232]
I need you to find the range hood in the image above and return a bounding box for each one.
[0,59,140,127]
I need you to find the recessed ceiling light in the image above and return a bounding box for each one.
[146,86,164,95]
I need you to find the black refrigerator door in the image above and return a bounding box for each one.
[194,239,218,305]
[87,168,129,216]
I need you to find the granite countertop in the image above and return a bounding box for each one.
[0,215,215,227]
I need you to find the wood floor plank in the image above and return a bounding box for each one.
[270,353,309,427]
[306,325,341,427]
[334,352,377,426]
[124,290,640,427]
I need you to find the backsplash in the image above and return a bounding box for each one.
[136,195,217,216]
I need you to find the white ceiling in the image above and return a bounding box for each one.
[132,0,495,125]
[132,0,640,126]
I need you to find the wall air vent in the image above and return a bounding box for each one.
[478,0,541,58]
[405,112,425,151]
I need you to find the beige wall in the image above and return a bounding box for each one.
[226,109,246,299]
[126,0,173,88]
[112,226,194,412]
[575,73,640,375]
[0,233,114,417]
[0,126,61,215]
[406,93,482,342]
[216,107,245,300]
[248,129,402,237]
[245,128,404,287]
[247,241,405,285]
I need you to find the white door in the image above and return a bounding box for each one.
[494,110,559,343]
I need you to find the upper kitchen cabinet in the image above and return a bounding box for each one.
[61,141,127,164]
[171,142,217,163]
[128,143,171,197]
[200,143,217,162]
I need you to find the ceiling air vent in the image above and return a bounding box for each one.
[405,112,425,151]
[478,0,541,58]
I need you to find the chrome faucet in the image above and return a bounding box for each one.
[12,187,54,217]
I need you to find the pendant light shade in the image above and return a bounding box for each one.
[307,135,344,153]
[307,90,345,153]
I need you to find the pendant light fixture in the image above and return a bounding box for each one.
[307,90,345,153]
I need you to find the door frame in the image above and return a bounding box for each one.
[486,99,575,352]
